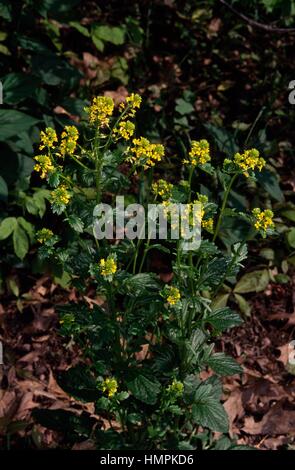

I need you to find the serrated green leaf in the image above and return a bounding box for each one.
[205,307,242,332]
[192,384,229,433]
[126,373,161,405]
[207,353,243,376]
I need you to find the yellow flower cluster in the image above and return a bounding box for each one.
[128,137,165,169]
[152,179,173,200]
[39,127,57,150]
[167,379,184,396]
[50,185,71,206]
[120,93,142,117]
[87,96,114,127]
[99,256,117,278]
[233,149,265,177]
[113,120,135,140]
[166,286,181,305]
[201,218,214,232]
[36,228,54,244]
[183,139,210,167]
[99,377,118,398]
[252,208,274,233]
[34,155,54,179]
[60,126,79,156]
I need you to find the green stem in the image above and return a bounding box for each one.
[213,173,238,242]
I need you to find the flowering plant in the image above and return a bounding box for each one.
[32,94,274,449]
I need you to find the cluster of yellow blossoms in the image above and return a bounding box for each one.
[113,120,135,140]
[39,127,57,150]
[87,96,114,127]
[233,149,265,177]
[50,185,71,207]
[98,377,118,398]
[99,256,117,278]
[166,379,184,397]
[152,179,173,200]
[252,208,274,234]
[166,286,181,305]
[120,92,142,117]
[183,139,210,167]
[34,154,54,179]
[36,228,54,244]
[128,137,165,169]
[60,126,79,157]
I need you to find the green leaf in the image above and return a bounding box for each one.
[13,224,29,260]
[126,373,161,405]
[0,175,8,201]
[66,214,84,233]
[234,269,269,294]
[281,209,295,223]
[0,109,39,140]
[17,217,35,243]
[204,123,238,155]
[211,293,230,311]
[92,24,125,46]
[175,98,194,115]
[256,169,284,203]
[0,217,17,240]
[69,21,90,37]
[287,228,295,248]
[192,384,229,433]
[205,307,242,332]
[207,353,243,376]
[234,293,252,317]
[1,73,40,104]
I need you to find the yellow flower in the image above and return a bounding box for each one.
[113,120,135,140]
[233,149,265,177]
[39,127,58,150]
[152,179,173,200]
[36,228,54,244]
[60,126,79,156]
[120,93,142,117]
[183,139,210,167]
[252,208,274,234]
[166,286,181,306]
[50,185,71,206]
[99,377,118,398]
[34,155,54,179]
[99,256,117,278]
[128,137,164,169]
[201,217,214,232]
[87,96,114,127]
[167,379,184,396]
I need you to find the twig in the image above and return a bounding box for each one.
[219,0,295,33]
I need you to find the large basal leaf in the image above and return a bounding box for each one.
[1,72,41,104]
[126,372,161,405]
[192,383,229,433]
[0,109,39,140]
[205,307,243,333]
[206,353,243,376]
